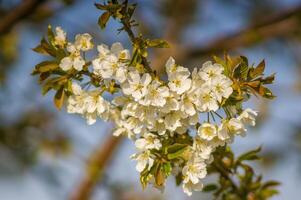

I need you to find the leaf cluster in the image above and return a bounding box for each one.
[204,146,280,200]
[140,132,193,189]
[215,55,275,112]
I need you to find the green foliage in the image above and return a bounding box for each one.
[214,54,276,115]
[205,146,280,200]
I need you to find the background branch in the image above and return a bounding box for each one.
[69,134,122,200]
[186,4,301,57]
[0,0,47,35]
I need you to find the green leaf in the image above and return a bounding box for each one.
[261,189,279,198]
[32,44,48,55]
[240,56,249,66]
[262,181,280,189]
[39,72,50,83]
[98,12,111,29]
[140,165,151,189]
[147,39,170,48]
[203,184,218,192]
[41,76,62,95]
[233,62,249,80]
[128,4,137,18]
[249,60,265,79]
[175,172,183,186]
[259,85,276,99]
[163,162,172,176]
[54,86,65,110]
[237,146,261,163]
[155,166,165,186]
[47,25,55,44]
[262,73,275,84]
[33,61,58,74]
[167,143,188,160]
[41,38,57,57]
[94,3,107,10]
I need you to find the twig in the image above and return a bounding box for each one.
[0,0,47,35]
[120,16,153,72]
[212,162,239,194]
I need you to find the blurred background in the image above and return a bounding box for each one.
[0,0,301,199]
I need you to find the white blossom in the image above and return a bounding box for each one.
[135,133,162,150]
[54,26,66,47]
[92,42,130,83]
[211,75,233,102]
[141,80,169,107]
[182,181,203,196]
[74,33,94,51]
[59,43,85,71]
[199,61,223,81]
[164,111,183,131]
[121,70,152,100]
[198,123,217,141]
[166,57,192,95]
[131,151,154,172]
[197,86,219,112]
[218,118,246,140]
[182,158,207,184]
[238,108,257,126]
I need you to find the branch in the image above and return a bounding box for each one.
[186,5,301,57]
[212,162,239,193]
[69,134,122,200]
[0,0,47,35]
[120,17,153,72]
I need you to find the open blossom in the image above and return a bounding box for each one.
[164,111,183,131]
[182,158,207,184]
[59,43,85,71]
[182,180,203,196]
[121,70,152,100]
[238,108,257,126]
[197,86,219,112]
[135,133,162,150]
[193,138,214,160]
[168,70,192,95]
[66,82,110,125]
[140,80,169,107]
[218,118,246,140]
[74,33,94,51]
[198,123,217,141]
[54,26,66,47]
[199,61,224,81]
[67,82,86,114]
[131,150,154,172]
[166,57,192,95]
[211,75,233,102]
[92,42,130,83]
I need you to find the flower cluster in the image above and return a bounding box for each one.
[33,25,273,196]
[57,30,258,196]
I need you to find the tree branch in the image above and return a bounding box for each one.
[0,0,47,35]
[186,5,301,57]
[69,134,122,200]
[120,17,153,73]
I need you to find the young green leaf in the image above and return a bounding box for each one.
[98,12,111,29]
[147,39,170,48]
[54,87,65,110]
